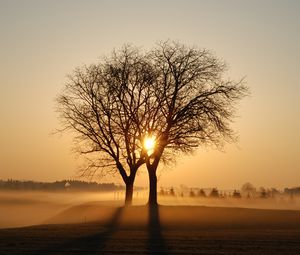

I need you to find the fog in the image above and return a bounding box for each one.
[0,191,120,228]
[1,190,300,228]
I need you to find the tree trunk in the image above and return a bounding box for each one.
[125,180,134,206]
[148,167,158,207]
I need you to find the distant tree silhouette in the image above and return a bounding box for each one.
[284,187,300,196]
[270,188,280,198]
[169,187,176,196]
[210,188,220,198]
[189,189,196,197]
[259,187,268,198]
[0,179,124,192]
[241,182,256,198]
[198,189,206,197]
[159,187,165,196]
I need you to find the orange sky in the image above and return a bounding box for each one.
[0,0,299,190]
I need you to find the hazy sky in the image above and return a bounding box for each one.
[0,0,299,190]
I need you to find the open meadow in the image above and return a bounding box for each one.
[1,191,300,254]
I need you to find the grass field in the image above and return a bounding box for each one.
[1,192,300,254]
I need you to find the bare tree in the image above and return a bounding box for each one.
[56,46,155,205]
[241,182,256,198]
[142,41,249,206]
[57,41,248,207]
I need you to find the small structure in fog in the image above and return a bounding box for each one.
[64,181,71,189]
[232,190,241,198]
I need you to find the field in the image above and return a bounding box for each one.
[1,191,300,254]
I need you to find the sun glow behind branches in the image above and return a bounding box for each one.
[144,135,156,156]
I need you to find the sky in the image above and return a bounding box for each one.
[0,0,299,190]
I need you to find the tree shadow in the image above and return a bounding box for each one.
[148,205,169,255]
[34,206,124,254]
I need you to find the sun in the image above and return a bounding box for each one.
[144,135,156,156]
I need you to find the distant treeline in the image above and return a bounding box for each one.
[159,184,300,199]
[284,187,300,196]
[0,179,125,192]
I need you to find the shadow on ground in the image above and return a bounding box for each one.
[2,205,300,254]
[32,205,170,254]
[34,207,124,254]
[148,205,169,254]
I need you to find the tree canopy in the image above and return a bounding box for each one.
[57,41,248,206]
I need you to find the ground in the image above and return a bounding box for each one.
[1,200,300,254]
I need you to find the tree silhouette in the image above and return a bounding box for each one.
[56,46,155,205]
[57,41,248,207]
[143,41,249,206]
[241,182,256,198]
[198,189,207,197]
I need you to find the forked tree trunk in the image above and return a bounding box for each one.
[148,167,158,207]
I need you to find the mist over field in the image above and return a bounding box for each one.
[1,190,300,229]
[0,191,119,228]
